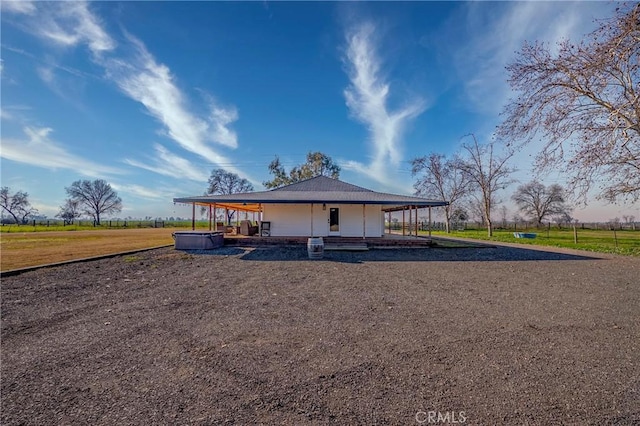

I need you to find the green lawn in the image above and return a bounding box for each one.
[424,228,640,256]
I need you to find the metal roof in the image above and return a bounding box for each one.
[173,176,448,208]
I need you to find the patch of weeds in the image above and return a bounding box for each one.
[124,255,142,263]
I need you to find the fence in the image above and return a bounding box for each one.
[386,221,638,232]
[2,219,168,229]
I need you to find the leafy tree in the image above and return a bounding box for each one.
[456,135,515,237]
[206,169,254,224]
[66,179,122,225]
[56,199,82,225]
[263,151,340,189]
[512,181,569,227]
[450,207,468,230]
[0,187,38,224]
[411,153,470,233]
[499,4,640,203]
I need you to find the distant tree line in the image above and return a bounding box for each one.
[1,179,121,226]
[411,134,575,236]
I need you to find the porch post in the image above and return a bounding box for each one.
[362,204,366,239]
[388,211,391,234]
[408,206,412,236]
[310,203,314,237]
[209,204,212,231]
[428,206,432,238]
[415,205,418,237]
[402,208,406,236]
[191,203,195,230]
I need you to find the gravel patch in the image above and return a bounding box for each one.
[2,245,639,425]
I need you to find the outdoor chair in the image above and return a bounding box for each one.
[239,220,258,236]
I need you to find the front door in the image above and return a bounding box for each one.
[329,207,340,236]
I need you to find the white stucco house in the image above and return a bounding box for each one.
[173,176,448,238]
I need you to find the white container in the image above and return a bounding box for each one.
[173,231,224,250]
[307,237,324,259]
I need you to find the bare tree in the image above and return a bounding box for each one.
[622,214,636,230]
[456,135,515,237]
[466,197,490,227]
[553,211,574,229]
[499,4,640,203]
[411,153,470,233]
[512,181,569,227]
[0,187,38,224]
[263,152,340,189]
[66,179,122,226]
[499,205,509,228]
[56,198,82,225]
[206,169,254,224]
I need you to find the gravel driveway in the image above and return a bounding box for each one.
[2,245,639,425]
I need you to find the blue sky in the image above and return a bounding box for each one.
[1,1,637,222]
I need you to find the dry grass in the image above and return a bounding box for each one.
[0,228,179,271]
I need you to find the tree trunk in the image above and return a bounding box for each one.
[444,206,451,233]
[487,219,493,237]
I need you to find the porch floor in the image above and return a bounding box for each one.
[222,233,435,248]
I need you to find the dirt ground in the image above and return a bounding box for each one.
[2,245,639,425]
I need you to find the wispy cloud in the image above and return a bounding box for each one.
[1,126,124,177]
[103,33,241,164]
[110,183,172,200]
[1,1,36,15]
[343,22,425,187]
[37,2,115,55]
[124,144,209,182]
[3,1,251,182]
[446,2,613,116]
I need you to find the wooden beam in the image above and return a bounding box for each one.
[428,206,432,238]
[209,204,212,231]
[311,203,314,237]
[415,205,418,237]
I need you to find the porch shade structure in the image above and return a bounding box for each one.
[173,176,448,234]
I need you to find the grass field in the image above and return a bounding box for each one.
[0,221,208,233]
[2,225,638,272]
[0,228,179,271]
[424,228,640,256]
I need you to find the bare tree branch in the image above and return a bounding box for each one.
[411,153,471,233]
[66,180,122,225]
[499,4,640,203]
[456,135,515,237]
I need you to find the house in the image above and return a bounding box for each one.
[173,176,448,238]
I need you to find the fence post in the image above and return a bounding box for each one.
[573,225,578,244]
[613,228,618,250]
